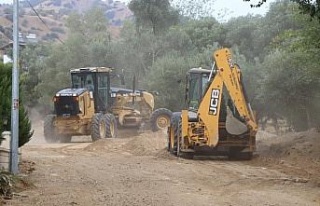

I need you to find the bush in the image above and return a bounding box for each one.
[0,63,33,147]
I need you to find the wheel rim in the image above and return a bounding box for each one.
[99,121,106,138]
[156,115,170,130]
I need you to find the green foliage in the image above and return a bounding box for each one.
[144,46,217,110]
[257,50,320,131]
[129,0,179,35]
[20,44,48,106]
[246,0,320,21]
[143,54,190,110]
[291,0,320,21]
[66,7,110,44]
[181,18,225,51]
[172,0,216,19]
[0,63,33,147]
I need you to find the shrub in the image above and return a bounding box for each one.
[0,63,33,147]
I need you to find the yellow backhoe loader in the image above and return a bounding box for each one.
[167,48,258,159]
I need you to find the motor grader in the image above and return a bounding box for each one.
[167,48,258,160]
[44,67,172,143]
[44,67,117,143]
[110,87,172,131]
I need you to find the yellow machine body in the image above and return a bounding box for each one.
[168,48,258,159]
[53,89,95,136]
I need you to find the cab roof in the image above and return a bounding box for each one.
[55,88,87,96]
[70,67,113,73]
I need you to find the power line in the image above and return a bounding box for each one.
[25,0,65,44]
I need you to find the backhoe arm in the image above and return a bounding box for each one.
[213,49,258,134]
[194,48,257,147]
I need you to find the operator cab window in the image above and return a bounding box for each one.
[188,74,201,109]
[188,72,210,109]
[85,75,94,91]
[71,73,94,91]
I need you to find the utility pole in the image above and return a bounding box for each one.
[10,0,20,175]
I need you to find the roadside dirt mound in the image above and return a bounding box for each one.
[122,131,167,156]
[257,129,320,160]
[253,129,320,186]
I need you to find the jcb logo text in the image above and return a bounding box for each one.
[209,89,220,115]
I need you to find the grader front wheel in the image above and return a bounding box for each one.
[151,108,172,132]
[91,113,107,141]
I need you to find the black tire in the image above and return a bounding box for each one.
[150,108,173,132]
[105,113,118,138]
[91,113,107,141]
[168,112,181,154]
[60,135,72,143]
[44,115,59,143]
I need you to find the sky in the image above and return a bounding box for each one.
[209,0,274,21]
[0,0,275,21]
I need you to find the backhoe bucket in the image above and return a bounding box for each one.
[225,108,248,135]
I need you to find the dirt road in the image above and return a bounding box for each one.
[6,126,320,206]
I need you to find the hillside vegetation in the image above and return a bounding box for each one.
[0,0,132,45]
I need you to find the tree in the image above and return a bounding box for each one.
[257,50,320,131]
[244,0,320,21]
[292,0,320,20]
[66,7,110,44]
[129,0,179,35]
[0,63,33,147]
[20,44,50,109]
[171,0,216,19]
[181,17,226,51]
